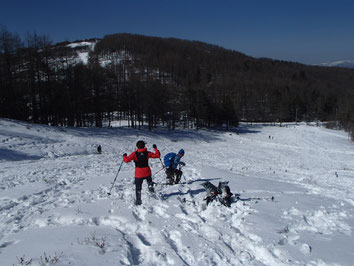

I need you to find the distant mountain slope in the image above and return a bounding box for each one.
[319,60,354,69]
[1,31,354,130]
[51,34,354,97]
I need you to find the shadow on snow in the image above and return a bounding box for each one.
[0,148,42,161]
[160,177,221,200]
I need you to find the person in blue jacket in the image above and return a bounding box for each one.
[163,149,185,184]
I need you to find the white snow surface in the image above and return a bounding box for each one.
[77,52,90,64]
[65,41,96,65]
[67,41,96,50]
[64,41,130,67]
[1,119,353,265]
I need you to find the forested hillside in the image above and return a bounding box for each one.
[1,28,353,138]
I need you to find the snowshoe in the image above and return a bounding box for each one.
[205,195,216,205]
[218,182,233,207]
[202,181,234,207]
[201,181,218,194]
[219,196,232,207]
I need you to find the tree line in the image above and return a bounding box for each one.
[1,27,353,139]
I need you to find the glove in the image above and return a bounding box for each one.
[123,153,127,157]
[153,144,157,149]
[180,162,186,166]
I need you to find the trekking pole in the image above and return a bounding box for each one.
[107,159,124,196]
[159,158,165,169]
[182,172,187,182]
[151,158,166,177]
[152,166,165,177]
[179,165,187,182]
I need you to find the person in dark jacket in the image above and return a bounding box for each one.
[123,140,160,205]
[97,145,102,154]
[163,149,185,185]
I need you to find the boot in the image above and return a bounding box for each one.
[175,170,182,184]
[135,190,142,205]
[168,177,174,185]
[148,182,154,193]
[166,169,174,185]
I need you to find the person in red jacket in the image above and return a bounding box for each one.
[123,140,160,205]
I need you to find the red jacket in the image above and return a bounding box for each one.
[123,147,160,178]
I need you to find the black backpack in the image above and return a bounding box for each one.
[135,151,148,168]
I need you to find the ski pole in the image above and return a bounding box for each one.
[159,158,165,169]
[238,196,275,202]
[152,166,165,177]
[182,172,187,182]
[107,159,124,196]
[179,165,187,182]
[151,158,166,177]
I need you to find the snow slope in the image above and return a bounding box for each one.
[0,119,353,265]
[318,60,354,69]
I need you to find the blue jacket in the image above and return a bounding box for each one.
[164,152,183,169]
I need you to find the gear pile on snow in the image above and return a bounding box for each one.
[201,181,233,207]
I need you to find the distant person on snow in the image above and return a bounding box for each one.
[97,145,102,154]
[164,149,185,185]
[123,140,160,205]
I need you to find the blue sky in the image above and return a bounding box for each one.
[1,0,354,65]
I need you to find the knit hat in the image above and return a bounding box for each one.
[136,140,146,149]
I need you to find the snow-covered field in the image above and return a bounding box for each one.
[1,119,353,265]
